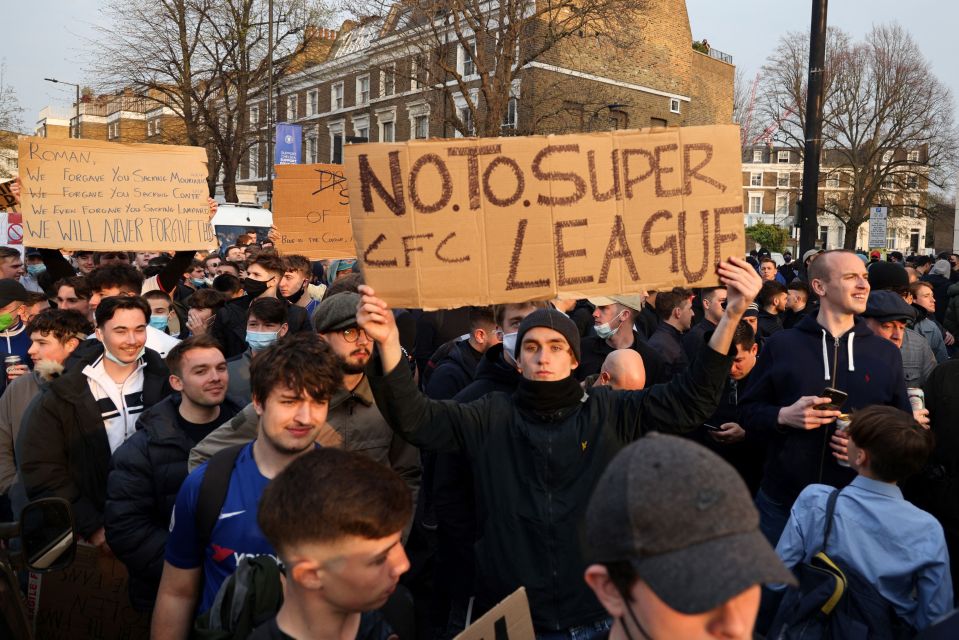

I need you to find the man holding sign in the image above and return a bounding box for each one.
[355,257,761,636]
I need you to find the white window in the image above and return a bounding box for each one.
[147,120,154,136]
[108,122,119,139]
[381,65,396,97]
[502,97,518,131]
[352,115,370,142]
[777,150,790,163]
[752,149,763,163]
[748,193,762,214]
[777,172,790,187]
[331,82,344,110]
[457,40,477,78]
[776,194,789,216]
[155,119,161,134]
[286,95,297,120]
[411,56,423,90]
[750,172,762,187]
[249,143,259,178]
[882,150,893,163]
[307,90,319,116]
[356,75,370,105]
[908,150,920,162]
[886,227,896,250]
[826,173,840,188]
[414,114,429,139]
[250,105,260,126]
[459,107,474,137]
[305,136,317,164]
[380,121,394,142]
[819,225,830,248]
[669,98,681,114]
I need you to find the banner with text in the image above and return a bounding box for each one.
[344,125,744,308]
[18,136,214,251]
[275,123,302,165]
[272,163,355,259]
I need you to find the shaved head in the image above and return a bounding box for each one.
[596,349,646,391]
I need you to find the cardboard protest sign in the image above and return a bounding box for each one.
[272,163,355,259]
[18,136,214,251]
[0,179,17,212]
[28,543,151,639]
[454,588,535,640]
[344,125,744,308]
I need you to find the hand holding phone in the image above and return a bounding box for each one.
[813,387,848,411]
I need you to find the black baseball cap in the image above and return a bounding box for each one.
[0,279,28,308]
[585,434,795,614]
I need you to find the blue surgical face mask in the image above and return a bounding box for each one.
[103,345,145,365]
[149,314,169,331]
[26,264,46,277]
[501,332,518,360]
[191,277,206,287]
[246,329,279,352]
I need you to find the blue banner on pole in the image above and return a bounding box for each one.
[274,123,302,165]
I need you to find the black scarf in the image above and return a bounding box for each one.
[514,376,585,416]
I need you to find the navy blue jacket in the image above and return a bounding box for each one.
[740,314,910,505]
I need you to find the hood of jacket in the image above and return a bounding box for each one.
[474,343,521,387]
[786,313,880,384]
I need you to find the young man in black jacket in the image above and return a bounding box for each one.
[18,296,172,549]
[356,257,761,637]
[104,335,244,611]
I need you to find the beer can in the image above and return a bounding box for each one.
[4,355,21,378]
[907,388,925,412]
[835,413,851,468]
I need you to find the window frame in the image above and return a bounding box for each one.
[669,98,681,114]
[750,172,763,187]
[777,150,790,163]
[380,64,396,97]
[331,82,344,111]
[752,149,763,163]
[286,95,297,121]
[356,75,370,106]
[307,90,319,116]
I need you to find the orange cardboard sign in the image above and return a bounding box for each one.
[344,125,744,309]
[453,588,535,640]
[18,136,213,250]
[272,163,355,259]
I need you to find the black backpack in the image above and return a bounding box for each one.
[190,444,284,639]
[767,489,916,639]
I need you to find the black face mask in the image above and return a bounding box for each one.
[243,277,270,298]
[280,284,306,305]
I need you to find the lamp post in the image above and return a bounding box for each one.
[267,0,274,206]
[44,78,81,139]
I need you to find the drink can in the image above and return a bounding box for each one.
[5,355,21,379]
[835,413,851,468]
[907,388,925,412]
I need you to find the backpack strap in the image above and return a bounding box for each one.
[821,488,842,553]
[196,443,245,551]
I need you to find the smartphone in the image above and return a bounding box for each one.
[814,387,848,411]
[704,423,723,431]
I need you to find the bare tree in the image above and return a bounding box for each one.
[0,61,24,134]
[90,0,330,200]
[758,24,958,249]
[346,0,648,137]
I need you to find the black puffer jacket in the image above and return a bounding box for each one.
[17,345,171,538]
[369,341,733,631]
[212,294,310,358]
[104,393,244,611]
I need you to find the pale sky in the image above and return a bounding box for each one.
[4,1,958,134]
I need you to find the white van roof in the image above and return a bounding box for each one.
[211,204,273,229]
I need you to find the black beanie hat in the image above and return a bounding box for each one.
[867,261,909,293]
[514,308,581,362]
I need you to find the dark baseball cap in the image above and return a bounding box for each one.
[862,290,916,324]
[585,434,795,614]
[313,291,360,333]
[0,279,29,308]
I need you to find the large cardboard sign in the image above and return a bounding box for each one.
[454,588,535,640]
[272,163,355,259]
[18,136,214,251]
[28,543,150,639]
[344,125,744,308]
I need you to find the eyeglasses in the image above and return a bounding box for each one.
[341,327,370,343]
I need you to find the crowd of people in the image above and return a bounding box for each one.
[1,176,959,639]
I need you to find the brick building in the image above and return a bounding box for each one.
[742,144,931,253]
[235,0,735,201]
[35,88,188,146]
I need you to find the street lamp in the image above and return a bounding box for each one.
[44,78,81,139]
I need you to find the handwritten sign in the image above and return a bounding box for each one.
[28,543,150,639]
[0,179,17,211]
[454,588,535,640]
[344,125,743,309]
[272,163,355,259]
[18,136,214,251]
